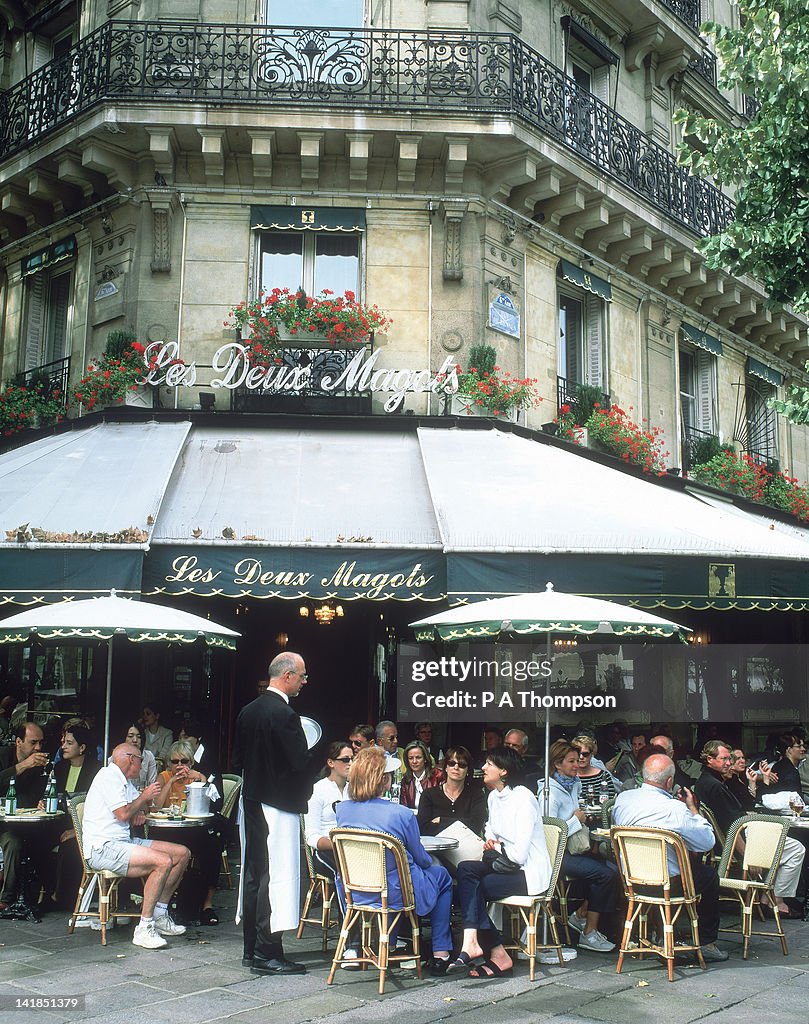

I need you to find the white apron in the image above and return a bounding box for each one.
[236,794,301,932]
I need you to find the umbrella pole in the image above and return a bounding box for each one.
[103,637,114,761]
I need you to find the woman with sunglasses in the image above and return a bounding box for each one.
[417,746,486,837]
[304,742,358,965]
[572,734,620,807]
[153,739,220,925]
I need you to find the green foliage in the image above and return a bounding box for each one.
[689,433,722,466]
[467,344,497,377]
[771,369,809,423]
[573,383,604,425]
[692,448,809,521]
[674,0,809,313]
[0,379,66,439]
[104,328,138,360]
[585,404,668,474]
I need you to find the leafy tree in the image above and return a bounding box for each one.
[674,0,809,314]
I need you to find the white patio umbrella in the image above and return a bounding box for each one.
[411,582,689,796]
[0,590,240,757]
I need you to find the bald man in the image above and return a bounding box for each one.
[82,743,190,949]
[612,753,727,963]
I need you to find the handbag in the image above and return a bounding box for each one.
[566,824,591,855]
[482,848,522,874]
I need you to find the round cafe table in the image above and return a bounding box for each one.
[0,809,64,922]
[420,835,460,852]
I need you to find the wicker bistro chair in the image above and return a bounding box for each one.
[328,828,422,994]
[218,775,242,889]
[297,815,337,950]
[491,817,569,981]
[698,803,726,866]
[66,794,140,945]
[717,813,790,959]
[611,826,706,982]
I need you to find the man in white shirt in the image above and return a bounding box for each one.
[82,743,190,949]
[612,753,728,963]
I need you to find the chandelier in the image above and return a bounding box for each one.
[299,600,345,625]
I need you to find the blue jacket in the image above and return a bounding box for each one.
[335,797,446,915]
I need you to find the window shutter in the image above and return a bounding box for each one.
[32,37,51,70]
[695,350,714,433]
[592,64,610,104]
[584,292,603,388]
[24,275,46,370]
[47,271,71,362]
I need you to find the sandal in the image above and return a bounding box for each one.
[445,951,476,974]
[468,959,513,980]
[201,907,219,926]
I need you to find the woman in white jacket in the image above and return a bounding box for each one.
[450,747,551,980]
[540,739,618,953]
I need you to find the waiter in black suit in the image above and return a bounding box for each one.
[234,651,314,975]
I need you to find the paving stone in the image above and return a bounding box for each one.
[0,963,49,982]
[0,946,54,964]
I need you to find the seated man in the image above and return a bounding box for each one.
[612,753,728,963]
[82,743,191,949]
[0,721,61,913]
[694,740,805,917]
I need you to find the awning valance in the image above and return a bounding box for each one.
[21,235,76,278]
[561,16,619,66]
[681,322,722,356]
[747,357,783,388]
[558,259,613,301]
[250,206,366,232]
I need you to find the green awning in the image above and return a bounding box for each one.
[682,323,723,356]
[21,235,77,277]
[558,259,612,301]
[748,357,783,388]
[250,206,366,232]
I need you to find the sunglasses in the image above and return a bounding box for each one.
[333,756,353,764]
[445,759,469,769]
[350,739,365,747]
[170,758,191,765]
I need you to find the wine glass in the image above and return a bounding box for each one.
[789,794,803,819]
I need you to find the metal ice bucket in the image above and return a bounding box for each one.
[185,781,210,816]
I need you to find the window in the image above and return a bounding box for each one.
[22,268,72,372]
[265,0,364,27]
[679,347,716,436]
[561,17,616,155]
[745,375,777,464]
[558,291,605,389]
[258,232,360,296]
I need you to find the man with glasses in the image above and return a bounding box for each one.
[375,720,406,771]
[235,651,315,975]
[348,724,374,752]
[81,744,191,949]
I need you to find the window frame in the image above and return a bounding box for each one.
[22,264,74,373]
[252,227,364,304]
[557,287,607,391]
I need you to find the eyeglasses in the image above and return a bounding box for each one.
[333,756,353,764]
[792,742,807,749]
[128,753,144,763]
[445,759,469,769]
[350,739,364,747]
[289,670,308,680]
[170,758,191,765]
[575,750,592,758]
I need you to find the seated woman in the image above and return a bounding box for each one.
[120,722,158,792]
[767,732,807,800]
[572,734,621,806]
[541,739,617,954]
[400,740,444,811]
[154,739,221,925]
[53,724,101,910]
[451,747,552,980]
[417,745,486,836]
[335,745,453,975]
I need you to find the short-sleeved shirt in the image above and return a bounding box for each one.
[82,763,139,854]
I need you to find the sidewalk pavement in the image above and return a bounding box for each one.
[1,880,809,1024]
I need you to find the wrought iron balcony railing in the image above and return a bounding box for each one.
[0,21,734,239]
[680,423,718,470]
[14,356,71,403]
[659,0,701,32]
[687,51,717,87]
[557,376,610,423]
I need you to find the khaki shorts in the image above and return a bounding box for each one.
[86,837,153,875]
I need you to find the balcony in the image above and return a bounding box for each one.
[680,423,718,471]
[687,50,717,87]
[14,357,71,403]
[557,376,610,423]
[0,21,734,239]
[660,0,701,32]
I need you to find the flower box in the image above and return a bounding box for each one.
[449,394,520,422]
[124,386,153,408]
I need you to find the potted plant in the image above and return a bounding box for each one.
[71,330,171,412]
[0,376,66,440]
[449,344,542,421]
[224,288,391,365]
[585,404,669,474]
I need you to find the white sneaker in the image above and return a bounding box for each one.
[340,948,361,971]
[578,929,615,953]
[132,921,168,950]
[567,911,587,934]
[154,913,186,936]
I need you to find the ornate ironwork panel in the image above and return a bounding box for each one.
[743,95,760,120]
[688,51,717,87]
[659,0,701,31]
[556,376,610,422]
[681,423,717,470]
[0,21,734,238]
[14,357,71,404]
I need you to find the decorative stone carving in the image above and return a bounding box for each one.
[441,200,468,281]
[144,189,178,274]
